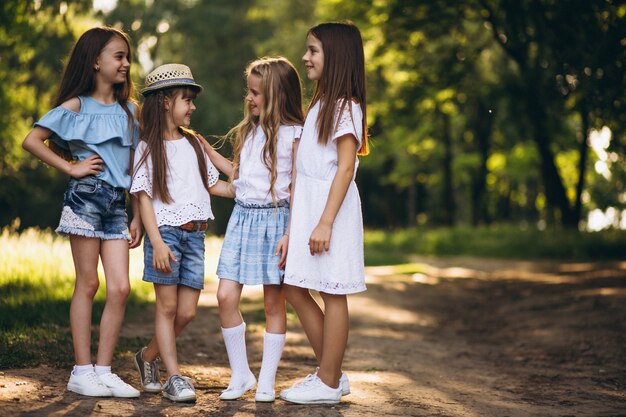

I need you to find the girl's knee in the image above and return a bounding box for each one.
[74,276,100,298]
[107,282,131,303]
[264,298,286,319]
[177,306,197,325]
[216,287,239,310]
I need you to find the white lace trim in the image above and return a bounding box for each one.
[154,203,213,226]
[284,274,366,294]
[58,206,95,231]
[130,172,152,197]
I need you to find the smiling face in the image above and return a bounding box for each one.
[302,33,324,81]
[246,73,265,117]
[94,35,130,85]
[167,89,197,128]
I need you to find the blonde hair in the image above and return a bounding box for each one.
[228,57,304,203]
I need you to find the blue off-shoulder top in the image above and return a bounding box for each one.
[34,96,139,189]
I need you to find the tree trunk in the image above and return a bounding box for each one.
[441,111,455,226]
[471,100,494,226]
[574,101,590,227]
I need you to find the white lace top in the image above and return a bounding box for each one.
[233,124,301,205]
[130,138,219,226]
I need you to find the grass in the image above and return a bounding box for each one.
[364,225,626,265]
[0,227,223,369]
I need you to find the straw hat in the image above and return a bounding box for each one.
[141,63,204,96]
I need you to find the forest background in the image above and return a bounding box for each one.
[1,0,626,242]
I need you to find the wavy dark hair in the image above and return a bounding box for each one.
[308,21,369,155]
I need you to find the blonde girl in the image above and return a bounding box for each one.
[22,27,142,398]
[280,21,369,404]
[214,57,303,402]
[130,64,233,402]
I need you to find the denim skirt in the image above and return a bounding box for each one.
[216,199,289,285]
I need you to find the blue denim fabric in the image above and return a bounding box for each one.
[143,225,206,290]
[56,175,130,240]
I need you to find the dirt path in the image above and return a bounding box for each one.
[1,257,625,416]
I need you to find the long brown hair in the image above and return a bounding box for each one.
[308,21,369,155]
[51,26,136,158]
[136,87,210,204]
[228,57,304,203]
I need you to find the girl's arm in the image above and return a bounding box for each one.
[22,127,104,178]
[209,179,235,198]
[199,135,233,177]
[137,191,176,273]
[22,98,104,178]
[128,149,143,249]
[276,140,299,269]
[308,134,358,255]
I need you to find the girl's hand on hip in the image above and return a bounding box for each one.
[153,240,176,273]
[276,234,289,269]
[309,222,331,255]
[69,154,104,178]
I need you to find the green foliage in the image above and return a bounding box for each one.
[364,226,626,264]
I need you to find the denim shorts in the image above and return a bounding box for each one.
[56,176,130,240]
[143,225,206,290]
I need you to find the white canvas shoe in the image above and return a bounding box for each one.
[280,374,341,404]
[220,372,256,400]
[98,373,140,398]
[339,372,350,395]
[67,371,112,397]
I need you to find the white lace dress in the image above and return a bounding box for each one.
[284,100,366,294]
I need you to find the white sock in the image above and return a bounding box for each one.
[73,364,94,376]
[94,365,112,376]
[222,322,252,388]
[256,331,286,393]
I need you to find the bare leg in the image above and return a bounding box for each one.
[316,292,348,389]
[153,284,180,377]
[96,239,130,366]
[143,285,200,362]
[263,285,286,334]
[283,284,324,362]
[216,279,244,328]
[69,236,102,365]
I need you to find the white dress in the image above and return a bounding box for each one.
[284,100,366,294]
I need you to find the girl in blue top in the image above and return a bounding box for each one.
[22,27,142,399]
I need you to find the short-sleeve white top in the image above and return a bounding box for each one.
[233,124,302,205]
[130,137,219,226]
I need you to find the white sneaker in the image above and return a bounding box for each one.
[98,373,140,398]
[67,371,112,397]
[219,372,256,400]
[280,374,341,404]
[339,372,350,396]
[281,369,350,397]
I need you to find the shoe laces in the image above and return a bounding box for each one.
[292,373,316,389]
[86,372,107,387]
[144,360,158,384]
[170,375,192,394]
[102,372,126,387]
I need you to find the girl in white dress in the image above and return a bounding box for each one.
[280,21,369,405]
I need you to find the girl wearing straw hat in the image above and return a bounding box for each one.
[130,63,233,402]
[214,57,304,402]
[23,27,142,399]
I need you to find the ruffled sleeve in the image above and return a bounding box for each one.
[205,156,219,187]
[34,105,136,149]
[130,141,153,197]
[331,100,363,147]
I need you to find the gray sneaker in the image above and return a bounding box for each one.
[162,375,196,402]
[134,348,162,392]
